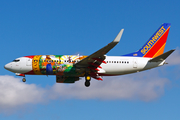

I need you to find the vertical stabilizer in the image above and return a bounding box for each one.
[123,23,171,58]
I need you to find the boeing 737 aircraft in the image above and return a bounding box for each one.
[4,23,174,87]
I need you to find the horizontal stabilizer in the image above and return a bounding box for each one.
[148,49,175,62]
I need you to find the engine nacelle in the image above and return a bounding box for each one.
[56,75,79,83]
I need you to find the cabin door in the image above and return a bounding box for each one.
[26,58,32,66]
[133,59,138,68]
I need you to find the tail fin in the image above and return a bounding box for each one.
[123,23,171,58]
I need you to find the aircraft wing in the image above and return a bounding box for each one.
[75,29,124,68]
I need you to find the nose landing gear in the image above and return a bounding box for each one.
[22,78,26,82]
[85,75,91,87]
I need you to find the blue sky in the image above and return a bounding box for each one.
[0,0,180,120]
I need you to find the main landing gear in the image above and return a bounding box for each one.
[22,78,26,82]
[85,75,91,87]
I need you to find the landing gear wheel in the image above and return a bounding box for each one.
[85,80,90,87]
[85,75,91,87]
[22,78,26,82]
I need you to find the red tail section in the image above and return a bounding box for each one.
[143,24,170,58]
[123,23,171,58]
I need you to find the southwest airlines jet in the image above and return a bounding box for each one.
[4,23,174,87]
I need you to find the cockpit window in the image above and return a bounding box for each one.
[13,59,20,62]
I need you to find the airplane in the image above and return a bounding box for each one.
[4,23,175,87]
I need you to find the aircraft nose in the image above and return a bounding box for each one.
[4,63,12,71]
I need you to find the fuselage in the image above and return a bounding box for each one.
[4,55,165,77]
[3,23,172,87]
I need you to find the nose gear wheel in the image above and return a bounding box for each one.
[22,78,26,82]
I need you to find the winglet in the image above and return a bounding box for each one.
[113,29,124,43]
